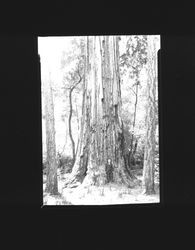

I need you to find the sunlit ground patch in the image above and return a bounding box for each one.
[43,177,159,205]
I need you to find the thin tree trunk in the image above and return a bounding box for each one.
[64,36,137,188]
[129,77,139,168]
[75,102,80,157]
[75,102,80,132]
[142,36,157,194]
[75,137,80,158]
[68,87,76,165]
[133,138,138,156]
[68,76,82,166]
[60,123,68,156]
[44,73,58,195]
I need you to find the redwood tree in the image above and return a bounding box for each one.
[64,36,136,188]
[44,73,58,194]
[142,36,158,194]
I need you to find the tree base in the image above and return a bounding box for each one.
[63,174,83,188]
[45,187,59,196]
[142,188,156,195]
[63,164,141,189]
[45,178,58,195]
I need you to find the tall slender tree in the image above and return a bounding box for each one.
[61,38,84,164]
[44,73,58,194]
[68,67,82,166]
[120,35,147,169]
[128,77,139,168]
[64,36,136,188]
[142,36,158,194]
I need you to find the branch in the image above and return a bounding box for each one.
[70,66,83,91]
[129,87,136,96]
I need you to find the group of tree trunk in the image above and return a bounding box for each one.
[43,35,158,195]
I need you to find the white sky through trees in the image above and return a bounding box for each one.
[38,37,72,85]
[38,36,160,86]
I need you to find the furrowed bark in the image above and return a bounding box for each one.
[44,73,58,195]
[68,87,76,165]
[129,76,139,169]
[142,36,158,194]
[64,36,137,188]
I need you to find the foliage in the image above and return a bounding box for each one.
[120,35,147,79]
[59,37,85,157]
[61,37,85,91]
[60,37,85,118]
[119,35,158,172]
[57,153,74,173]
[123,123,145,168]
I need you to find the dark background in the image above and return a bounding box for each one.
[0,5,194,249]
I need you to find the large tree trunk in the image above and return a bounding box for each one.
[64,36,136,188]
[44,73,58,195]
[142,36,158,194]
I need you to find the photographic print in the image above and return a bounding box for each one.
[39,35,160,205]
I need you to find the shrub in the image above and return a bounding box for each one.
[57,154,74,173]
[42,154,74,175]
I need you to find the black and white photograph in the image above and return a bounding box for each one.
[39,35,160,205]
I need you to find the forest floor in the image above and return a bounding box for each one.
[43,169,160,206]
